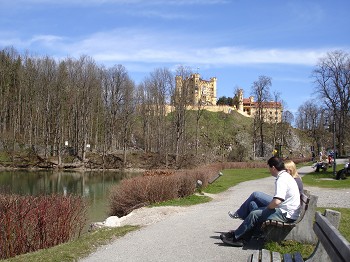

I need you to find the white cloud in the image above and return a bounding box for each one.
[1,28,343,68]
[30,35,64,45]
[57,29,331,66]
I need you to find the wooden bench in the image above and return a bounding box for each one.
[247,209,350,262]
[261,192,318,244]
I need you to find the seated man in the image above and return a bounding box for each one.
[336,158,350,180]
[228,159,303,220]
[220,157,301,247]
[345,158,350,173]
[313,161,327,172]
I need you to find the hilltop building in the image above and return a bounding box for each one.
[174,74,283,123]
[235,89,283,123]
[175,73,217,105]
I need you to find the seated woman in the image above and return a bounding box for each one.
[313,161,328,172]
[228,159,303,220]
[336,158,350,180]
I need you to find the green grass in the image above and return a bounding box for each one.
[302,170,350,188]
[3,226,139,262]
[317,207,350,242]
[264,240,315,259]
[151,194,212,207]
[204,168,271,194]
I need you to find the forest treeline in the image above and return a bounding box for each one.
[0,47,282,169]
[1,47,349,169]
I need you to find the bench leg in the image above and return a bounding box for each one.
[263,226,293,243]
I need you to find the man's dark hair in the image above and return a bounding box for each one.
[267,156,285,171]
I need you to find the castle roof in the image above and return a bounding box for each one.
[243,100,281,109]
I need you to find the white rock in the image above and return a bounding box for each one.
[104,216,121,227]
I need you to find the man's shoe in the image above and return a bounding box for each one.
[228,211,241,219]
[220,233,244,247]
[220,231,235,239]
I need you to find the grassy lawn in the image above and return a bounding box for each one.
[317,207,350,242]
[302,170,350,188]
[151,194,212,207]
[204,168,271,194]
[4,226,139,262]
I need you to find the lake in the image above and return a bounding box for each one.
[0,170,141,230]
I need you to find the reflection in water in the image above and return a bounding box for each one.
[0,170,140,230]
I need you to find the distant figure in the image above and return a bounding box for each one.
[335,158,350,180]
[328,154,333,165]
[311,151,315,162]
[319,151,323,161]
[313,161,327,172]
[272,149,278,157]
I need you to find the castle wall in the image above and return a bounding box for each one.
[174,75,283,123]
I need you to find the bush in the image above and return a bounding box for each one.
[0,194,87,259]
[108,174,181,217]
[108,160,300,218]
[108,164,224,217]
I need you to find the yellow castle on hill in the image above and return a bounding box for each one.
[174,73,283,123]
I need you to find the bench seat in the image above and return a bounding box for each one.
[261,192,318,244]
[248,209,350,262]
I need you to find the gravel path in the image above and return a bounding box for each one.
[80,163,350,262]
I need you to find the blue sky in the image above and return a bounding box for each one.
[1,0,349,116]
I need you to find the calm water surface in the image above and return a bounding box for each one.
[0,170,141,230]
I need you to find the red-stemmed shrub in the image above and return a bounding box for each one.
[0,194,86,259]
[108,159,309,218]
[108,165,222,217]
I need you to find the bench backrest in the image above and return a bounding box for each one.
[261,193,310,229]
[294,193,310,223]
[313,211,350,262]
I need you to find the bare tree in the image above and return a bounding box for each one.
[172,66,193,166]
[0,49,23,157]
[139,68,173,164]
[271,91,282,150]
[119,78,136,165]
[296,100,327,156]
[282,110,294,125]
[312,50,350,155]
[101,65,126,151]
[251,75,272,157]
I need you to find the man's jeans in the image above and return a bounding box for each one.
[234,207,289,240]
[236,191,273,219]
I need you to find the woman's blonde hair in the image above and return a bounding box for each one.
[284,159,300,179]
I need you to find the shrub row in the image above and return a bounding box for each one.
[0,194,87,259]
[108,159,310,218]
[108,161,258,217]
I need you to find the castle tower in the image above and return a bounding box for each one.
[175,73,217,106]
[211,77,217,105]
[238,89,244,112]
